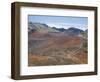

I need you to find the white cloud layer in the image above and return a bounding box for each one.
[47,23,87,31]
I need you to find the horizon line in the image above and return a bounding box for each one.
[28,21,88,31]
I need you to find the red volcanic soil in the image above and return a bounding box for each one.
[32,32,52,38]
[28,32,88,66]
[32,32,45,36]
[38,35,84,51]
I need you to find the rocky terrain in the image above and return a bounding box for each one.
[28,22,88,66]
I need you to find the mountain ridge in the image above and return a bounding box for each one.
[28,22,86,35]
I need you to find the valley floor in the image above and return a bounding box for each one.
[28,32,88,66]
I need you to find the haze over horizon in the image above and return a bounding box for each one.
[28,15,88,31]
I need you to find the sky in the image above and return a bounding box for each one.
[28,15,88,31]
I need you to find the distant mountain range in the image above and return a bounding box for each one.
[28,22,87,34]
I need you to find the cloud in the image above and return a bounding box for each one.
[46,23,87,31]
